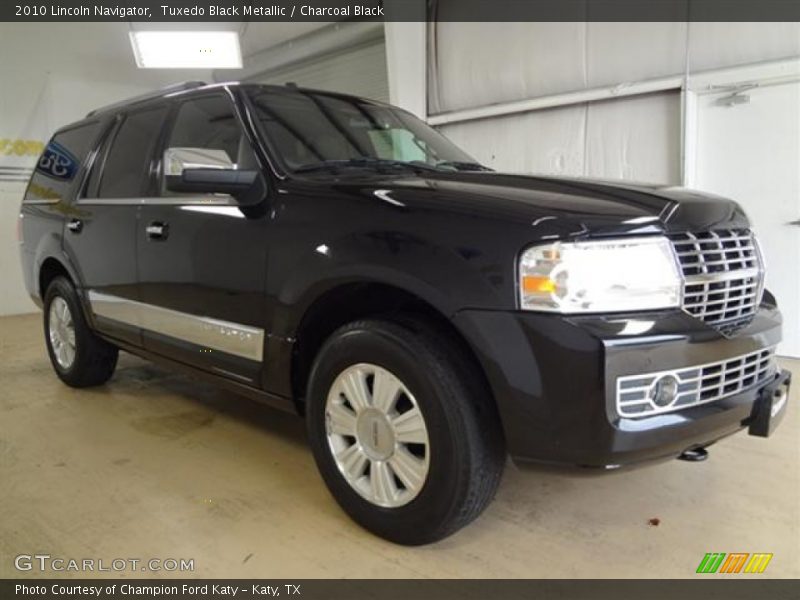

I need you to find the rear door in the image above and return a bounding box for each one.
[136,93,269,385]
[69,104,169,346]
[21,120,103,302]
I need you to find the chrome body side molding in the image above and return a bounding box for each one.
[76,195,235,206]
[87,291,264,362]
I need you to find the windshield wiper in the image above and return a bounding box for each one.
[434,160,492,172]
[294,158,441,174]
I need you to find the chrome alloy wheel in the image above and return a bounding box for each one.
[48,296,76,370]
[325,363,430,508]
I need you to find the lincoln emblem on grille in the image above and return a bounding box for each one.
[668,229,765,336]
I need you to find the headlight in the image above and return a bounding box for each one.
[518,236,681,313]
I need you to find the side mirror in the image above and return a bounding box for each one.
[163,147,265,205]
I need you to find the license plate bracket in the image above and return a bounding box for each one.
[749,369,791,438]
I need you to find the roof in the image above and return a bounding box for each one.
[85,80,389,119]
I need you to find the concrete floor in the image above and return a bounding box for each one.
[1,312,798,579]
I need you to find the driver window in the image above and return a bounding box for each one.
[162,95,256,196]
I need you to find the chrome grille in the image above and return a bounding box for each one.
[668,229,764,335]
[616,347,777,418]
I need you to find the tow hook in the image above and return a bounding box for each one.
[678,447,709,462]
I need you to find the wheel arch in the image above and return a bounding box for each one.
[39,256,74,298]
[288,281,501,432]
[36,254,95,328]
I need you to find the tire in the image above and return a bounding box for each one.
[43,276,118,388]
[306,318,505,545]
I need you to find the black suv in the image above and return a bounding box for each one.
[19,82,790,544]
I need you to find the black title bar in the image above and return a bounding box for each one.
[2,0,800,22]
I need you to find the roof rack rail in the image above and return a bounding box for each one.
[86,81,207,117]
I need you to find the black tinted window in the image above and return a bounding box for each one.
[83,125,113,197]
[166,94,256,170]
[248,88,475,170]
[97,106,167,198]
[26,123,100,201]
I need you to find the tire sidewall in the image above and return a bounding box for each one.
[307,323,474,543]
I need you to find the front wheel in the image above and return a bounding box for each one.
[306,319,505,545]
[43,276,118,387]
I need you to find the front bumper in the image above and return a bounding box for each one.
[453,304,785,467]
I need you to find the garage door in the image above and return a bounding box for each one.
[250,40,389,102]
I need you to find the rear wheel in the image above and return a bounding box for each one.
[43,276,118,387]
[306,318,505,545]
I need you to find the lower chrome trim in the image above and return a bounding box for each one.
[616,346,777,418]
[88,291,263,362]
[76,196,235,206]
[22,199,61,205]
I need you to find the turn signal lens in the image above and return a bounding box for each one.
[522,275,556,294]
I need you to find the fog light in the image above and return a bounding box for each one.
[649,375,679,407]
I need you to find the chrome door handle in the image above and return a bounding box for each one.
[66,219,83,233]
[146,222,169,240]
[787,219,800,226]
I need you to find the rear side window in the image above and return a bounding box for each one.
[25,122,100,202]
[95,106,167,198]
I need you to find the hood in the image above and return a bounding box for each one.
[317,171,750,239]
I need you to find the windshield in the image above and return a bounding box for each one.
[246,87,485,173]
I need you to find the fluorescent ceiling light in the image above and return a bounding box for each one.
[130,31,242,69]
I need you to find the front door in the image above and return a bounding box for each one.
[136,93,269,385]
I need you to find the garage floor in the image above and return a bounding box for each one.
[2,312,798,579]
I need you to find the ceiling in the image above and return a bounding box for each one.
[0,21,333,73]
[240,22,331,56]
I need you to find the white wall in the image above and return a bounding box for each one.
[233,22,390,102]
[443,91,681,184]
[251,39,390,102]
[430,21,800,183]
[431,22,800,113]
[0,24,212,316]
[385,22,427,118]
